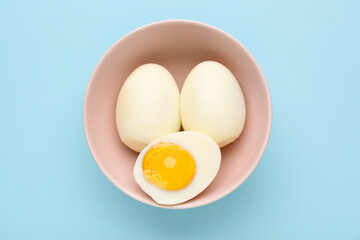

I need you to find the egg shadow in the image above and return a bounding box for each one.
[110,162,269,239]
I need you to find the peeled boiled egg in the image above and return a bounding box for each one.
[116,64,181,152]
[180,61,246,147]
[133,131,221,205]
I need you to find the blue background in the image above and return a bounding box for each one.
[1,0,359,239]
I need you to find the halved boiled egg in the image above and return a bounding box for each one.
[133,131,221,205]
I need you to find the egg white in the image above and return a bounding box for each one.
[133,131,221,205]
[180,61,246,147]
[116,63,181,152]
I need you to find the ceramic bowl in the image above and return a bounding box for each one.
[83,20,272,209]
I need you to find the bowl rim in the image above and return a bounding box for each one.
[83,19,272,209]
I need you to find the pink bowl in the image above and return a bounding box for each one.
[83,20,272,209]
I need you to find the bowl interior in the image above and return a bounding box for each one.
[84,20,271,209]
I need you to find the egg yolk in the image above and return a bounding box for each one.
[142,143,196,191]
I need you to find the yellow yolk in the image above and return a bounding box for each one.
[142,143,196,191]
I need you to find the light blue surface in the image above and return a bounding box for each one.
[1,0,360,239]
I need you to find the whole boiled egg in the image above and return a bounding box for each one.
[116,64,181,152]
[180,61,246,147]
[133,131,221,205]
